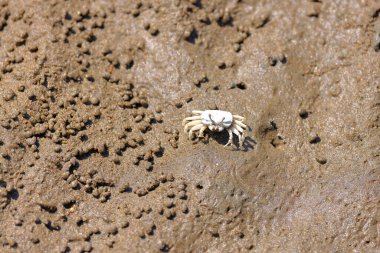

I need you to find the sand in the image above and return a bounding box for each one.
[0,0,379,252]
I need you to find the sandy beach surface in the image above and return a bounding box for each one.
[0,0,379,252]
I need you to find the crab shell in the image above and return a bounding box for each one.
[201,110,233,132]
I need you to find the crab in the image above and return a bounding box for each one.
[182,110,247,148]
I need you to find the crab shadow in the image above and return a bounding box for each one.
[201,129,256,152]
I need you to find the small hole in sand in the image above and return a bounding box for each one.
[299,110,309,119]
[310,136,321,144]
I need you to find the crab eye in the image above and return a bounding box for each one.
[202,118,212,125]
[222,120,232,127]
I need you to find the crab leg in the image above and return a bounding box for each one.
[234,120,247,129]
[233,124,244,133]
[188,124,203,139]
[198,126,207,138]
[192,110,204,115]
[224,129,233,147]
[233,115,245,121]
[182,116,202,125]
[232,127,244,148]
[184,120,202,132]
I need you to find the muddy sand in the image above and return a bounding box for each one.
[0,0,379,252]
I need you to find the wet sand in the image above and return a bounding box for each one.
[0,0,379,252]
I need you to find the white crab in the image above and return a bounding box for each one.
[182,110,247,148]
